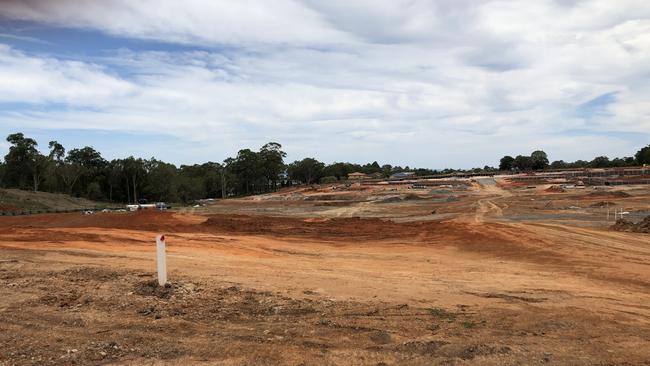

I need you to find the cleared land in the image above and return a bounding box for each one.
[0,189,103,212]
[1,179,650,365]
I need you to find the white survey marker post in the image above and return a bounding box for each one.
[156,234,167,286]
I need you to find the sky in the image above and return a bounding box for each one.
[0,0,648,169]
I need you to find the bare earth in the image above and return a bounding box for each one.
[1,180,649,365]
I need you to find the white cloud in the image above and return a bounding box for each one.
[0,0,649,167]
[0,45,135,105]
[0,0,355,46]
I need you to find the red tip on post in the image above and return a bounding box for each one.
[160,235,165,242]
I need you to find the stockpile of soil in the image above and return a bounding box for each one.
[403,193,426,200]
[375,194,426,204]
[586,191,631,199]
[0,210,188,232]
[304,194,358,201]
[545,185,565,193]
[590,201,615,208]
[314,201,354,207]
[203,215,419,240]
[376,196,404,204]
[201,214,480,242]
[611,216,650,233]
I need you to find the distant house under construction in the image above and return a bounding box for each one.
[348,172,368,180]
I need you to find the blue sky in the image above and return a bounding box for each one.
[0,0,649,168]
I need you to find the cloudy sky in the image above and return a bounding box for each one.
[0,0,648,168]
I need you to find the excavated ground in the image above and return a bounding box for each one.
[1,182,650,365]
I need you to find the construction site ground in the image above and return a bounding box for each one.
[1,179,649,365]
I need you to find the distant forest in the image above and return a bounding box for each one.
[497,147,649,171]
[1,133,649,204]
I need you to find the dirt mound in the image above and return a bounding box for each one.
[545,185,565,193]
[586,191,631,199]
[304,194,359,201]
[373,194,427,204]
[199,215,547,265]
[314,201,354,207]
[0,210,192,232]
[403,193,426,200]
[201,214,461,241]
[0,188,101,211]
[376,196,404,204]
[203,215,393,240]
[134,280,180,299]
[610,216,650,233]
[590,201,616,208]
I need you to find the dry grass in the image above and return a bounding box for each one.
[0,189,102,211]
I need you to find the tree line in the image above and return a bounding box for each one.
[0,133,289,203]
[2,132,648,203]
[0,133,432,203]
[499,146,650,171]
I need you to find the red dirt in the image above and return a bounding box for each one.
[545,185,565,193]
[2,184,650,365]
[0,210,191,231]
[583,190,631,199]
[202,214,448,240]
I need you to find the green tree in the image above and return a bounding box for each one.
[59,162,85,194]
[570,160,589,168]
[259,142,286,191]
[288,158,324,184]
[550,160,567,169]
[177,162,222,199]
[177,175,205,203]
[30,153,52,191]
[636,145,650,165]
[143,159,178,202]
[513,155,532,171]
[381,164,393,177]
[530,150,549,170]
[320,176,338,184]
[362,161,381,173]
[107,159,125,202]
[226,149,263,195]
[322,162,359,180]
[66,146,107,198]
[48,141,65,162]
[45,141,66,192]
[499,156,515,171]
[198,162,223,198]
[123,157,145,203]
[4,133,39,189]
[0,162,6,188]
[590,156,610,168]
